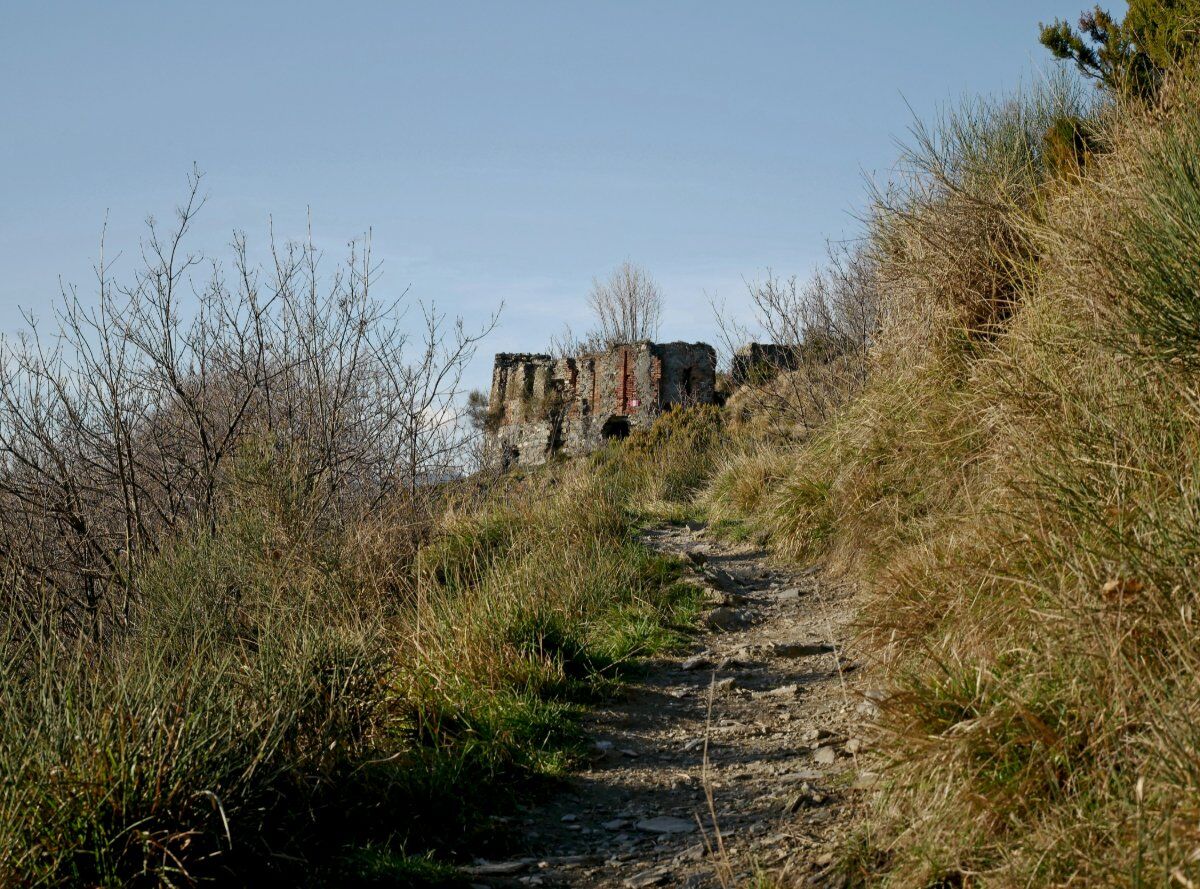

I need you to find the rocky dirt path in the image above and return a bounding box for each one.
[464,522,879,888]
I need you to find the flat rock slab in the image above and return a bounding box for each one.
[762,683,801,698]
[625,868,673,887]
[704,567,744,592]
[814,746,838,765]
[465,858,536,875]
[635,815,696,834]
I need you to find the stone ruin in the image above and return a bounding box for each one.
[730,342,805,386]
[486,340,716,467]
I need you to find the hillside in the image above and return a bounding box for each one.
[697,9,1200,883]
[7,4,1200,887]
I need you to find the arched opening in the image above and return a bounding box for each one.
[600,416,631,440]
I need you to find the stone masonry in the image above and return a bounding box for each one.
[487,341,716,467]
[730,342,805,386]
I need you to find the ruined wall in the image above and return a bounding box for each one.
[654,341,717,407]
[487,341,716,467]
[730,342,804,386]
[487,352,558,467]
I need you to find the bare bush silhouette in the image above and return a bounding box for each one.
[0,170,495,640]
[587,260,663,345]
[545,260,663,358]
[712,241,879,433]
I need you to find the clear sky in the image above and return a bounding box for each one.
[1,1,1099,392]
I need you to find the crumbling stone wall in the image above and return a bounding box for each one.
[488,341,716,467]
[730,342,805,386]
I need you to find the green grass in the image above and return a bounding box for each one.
[325,846,471,887]
[0,409,717,886]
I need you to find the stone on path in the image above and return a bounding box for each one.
[704,567,743,592]
[758,683,799,698]
[813,746,837,765]
[465,858,536,875]
[635,815,696,834]
[625,866,673,887]
[705,607,750,631]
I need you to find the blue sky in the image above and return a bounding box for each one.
[1,1,1097,392]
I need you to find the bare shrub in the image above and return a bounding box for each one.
[713,241,880,434]
[586,260,663,346]
[547,324,606,358]
[544,261,662,358]
[0,171,495,639]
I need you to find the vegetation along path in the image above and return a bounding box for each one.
[463,522,879,888]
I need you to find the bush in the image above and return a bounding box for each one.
[870,73,1091,357]
[0,504,393,885]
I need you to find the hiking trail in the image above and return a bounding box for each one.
[464,522,879,888]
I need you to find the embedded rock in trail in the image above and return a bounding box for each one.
[813,747,838,766]
[467,859,538,876]
[461,523,871,888]
[635,816,695,834]
[704,606,751,632]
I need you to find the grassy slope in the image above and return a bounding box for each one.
[16,63,1200,889]
[0,418,719,886]
[705,77,1200,885]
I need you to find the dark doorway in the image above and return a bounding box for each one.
[600,416,631,440]
[682,366,697,402]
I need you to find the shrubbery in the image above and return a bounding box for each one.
[0,192,720,885]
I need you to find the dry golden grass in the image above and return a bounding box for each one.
[706,73,1200,885]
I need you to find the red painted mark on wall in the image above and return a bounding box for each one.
[620,348,630,414]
